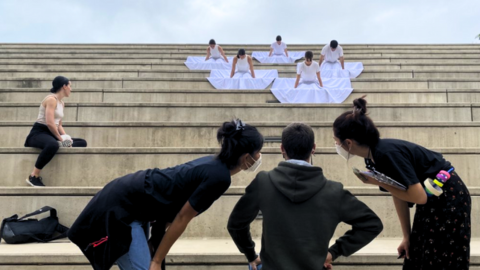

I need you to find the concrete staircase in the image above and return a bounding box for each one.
[0,43,479,269]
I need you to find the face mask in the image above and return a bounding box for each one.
[335,143,351,161]
[244,154,262,173]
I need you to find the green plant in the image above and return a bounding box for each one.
[477,34,480,40]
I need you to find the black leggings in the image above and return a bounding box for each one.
[25,123,87,170]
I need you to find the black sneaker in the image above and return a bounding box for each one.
[26,175,45,187]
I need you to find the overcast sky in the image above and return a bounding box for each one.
[1,0,479,44]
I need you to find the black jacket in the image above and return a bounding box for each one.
[228,161,383,270]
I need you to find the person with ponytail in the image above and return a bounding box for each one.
[230,49,256,78]
[24,76,87,187]
[332,96,471,269]
[205,39,229,63]
[294,51,323,88]
[68,119,264,270]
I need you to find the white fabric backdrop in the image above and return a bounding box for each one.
[208,69,278,90]
[321,61,364,78]
[184,56,233,70]
[252,51,305,63]
[271,78,353,103]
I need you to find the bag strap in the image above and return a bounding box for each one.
[14,223,70,243]
[18,206,57,220]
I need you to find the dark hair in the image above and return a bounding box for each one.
[217,119,264,169]
[282,123,315,160]
[305,51,313,61]
[330,40,338,49]
[276,35,282,41]
[209,39,216,45]
[50,76,70,93]
[333,96,380,148]
[237,49,246,58]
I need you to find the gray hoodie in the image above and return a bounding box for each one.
[228,161,383,270]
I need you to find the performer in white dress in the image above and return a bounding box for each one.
[230,49,255,78]
[205,39,229,63]
[319,40,344,69]
[269,35,289,57]
[295,51,323,88]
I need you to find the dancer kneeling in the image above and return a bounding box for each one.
[294,51,323,88]
[68,119,264,270]
[205,39,229,63]
[230,49,255,78]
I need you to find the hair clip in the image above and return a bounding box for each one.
[235,119,245,131]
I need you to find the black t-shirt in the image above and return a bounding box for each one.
[145,155,231,221]
[364,139,451,191]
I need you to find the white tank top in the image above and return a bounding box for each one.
[36,95,64,126]
[210,45,221,59]
[236,56,249,72]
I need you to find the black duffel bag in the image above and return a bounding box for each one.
[0,206,69,244]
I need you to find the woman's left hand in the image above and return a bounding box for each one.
[359,172,381,186]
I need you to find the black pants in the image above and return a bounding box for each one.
[25,123,87,170]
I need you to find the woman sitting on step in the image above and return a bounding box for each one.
[68,119,264,270]
[294,51,323,88]
[205,39,229,63]
[332,97,471,270]
[230,49,256,78]
[24,76,87,187]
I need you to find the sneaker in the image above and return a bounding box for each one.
[26,175,45,187]
[58,139,73,147]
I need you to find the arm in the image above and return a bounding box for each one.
[317,72,323,87]
[150,201,198,269]
[339,56,345,69]
[227,179,260,263]
[328,189,383,261]
[230,58,237,78]
[284,48,288,57]
[44,97,63,141]
[294,74,301,88]
[319,54,325,66]
[393,196,411,259]
[205,47,210,61]
[219,46,229,62]
[268,48,273,57]
[57,119,66,136]
[377,182,427,205]
[248,56,255,78]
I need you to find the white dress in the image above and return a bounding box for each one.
[210,45,221,59]
[236,56,250,73]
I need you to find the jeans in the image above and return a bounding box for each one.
[117,221,151,270]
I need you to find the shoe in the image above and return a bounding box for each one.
[58,139,73,147]
[26,175,45,187]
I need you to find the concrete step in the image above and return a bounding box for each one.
[1,238,477,269]
[4,52,480,59]
[2,69,480,80]
[0,102,476,122]
[1,43,479,50]
[2,147,480,188]
[1,62,480,71]
[0,88,462,104]
[2,48,480,54]
[1,55,480,65]
[3,121,480,148]
[0,187,478,239]
[1,77,480,90]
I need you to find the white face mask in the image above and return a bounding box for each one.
[244,153,262,173]
[335,143,351,161]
